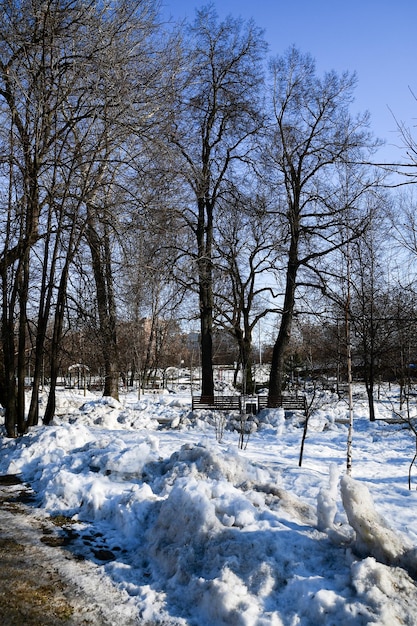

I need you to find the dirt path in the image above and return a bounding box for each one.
[0,476,140,625]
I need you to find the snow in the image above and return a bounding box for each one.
[1,385,417,625]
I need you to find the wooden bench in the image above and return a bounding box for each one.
[257,395,307,415]
[192,396,242,411]
[192,394,307,415]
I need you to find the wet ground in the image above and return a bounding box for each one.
[0,476,139,625]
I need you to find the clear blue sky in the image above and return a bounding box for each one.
[161,0,417,165]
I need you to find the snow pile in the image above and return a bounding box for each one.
[1,388,417,624]
[316,462,340,532]
[341,474,417,578]
[351,557,417,625]
[54,393,192,430]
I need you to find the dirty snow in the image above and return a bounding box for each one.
[1,385,417,625]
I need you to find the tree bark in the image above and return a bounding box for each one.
[268,225,299,402]
[197,197,214,400]
[16,253,30,435]
[86,216,120,401]
[43,260,71,425]
[234,327,255,395]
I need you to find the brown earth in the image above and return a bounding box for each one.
[0,476,139,625]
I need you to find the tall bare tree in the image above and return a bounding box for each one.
[215,188,283,393]
[167,5,266,400]
[0,0,166,433]
[265,47,379,402]
[0,0,97,434]
[348,207,393,421]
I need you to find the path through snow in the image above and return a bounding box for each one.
[0,476,140,625]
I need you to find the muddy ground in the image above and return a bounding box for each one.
[0,475,139,625]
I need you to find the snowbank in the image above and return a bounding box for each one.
[1,388,417,624]
[341,474,417,578]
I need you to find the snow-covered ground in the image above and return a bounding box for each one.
[1,385,417,625]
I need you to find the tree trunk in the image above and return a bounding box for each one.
[365,378,376,422]
[27,334,45,427]
[28,214,62,427]
[16,253,30,435]
[43,265,69,425]
[364,356,376,422]
[1,271,16,437]
[199,288,214,399]
[234,328,255,395]
[86,217,119,401]
[268,231,299,403]
[197,197,214,401]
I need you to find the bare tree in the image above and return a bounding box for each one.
[348,209,393,421]
[53,0,164,402]
[0,0,98,434]
[265,47,380,403]
[0,0,167,433]
[167,5,266,401]
[215,188,283,394]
